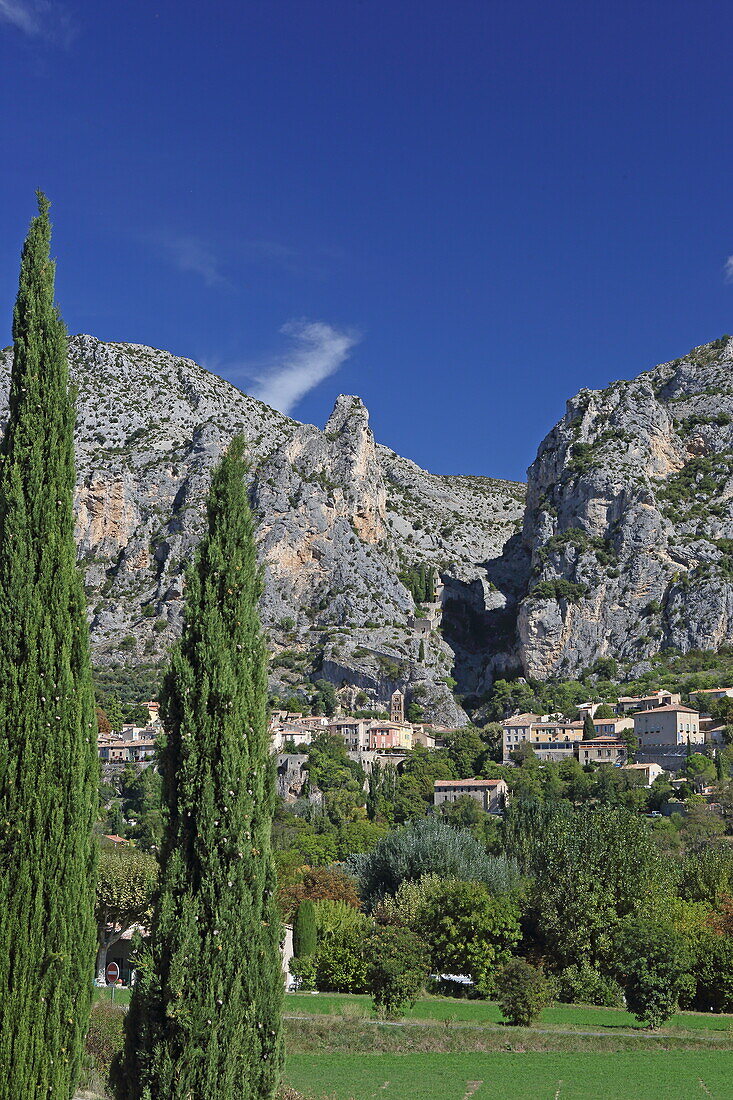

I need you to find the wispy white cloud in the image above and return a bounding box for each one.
[0,0,74,43]
[725,256,733,283]
[249,320,360,414]
[156,233,228,288]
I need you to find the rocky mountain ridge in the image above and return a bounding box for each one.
[0,335,524,725]
[4,331,732,721]
[517,334,733,680]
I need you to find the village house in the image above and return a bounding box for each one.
[633,704,702,746]
[367,722,413,752]
[575,736,627,766]
[433,778,508,815]
[592,715,634,737]
[622,762,666,786]
[502,715,584,763]
[270,723,314,752]
[325,718,370,751]
[616,690,681,715]
[98,737,156,764]
[689,687,733,706]
[412,726,446,749]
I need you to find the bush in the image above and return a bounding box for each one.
[554,963,624,1007]
[615,916,693,1028]
[289,954,317,991]
[496,959,550,1026]
[313,928,369,993]
[421,879,522,995]
[348,817,521,907]
[367,926,430,1019]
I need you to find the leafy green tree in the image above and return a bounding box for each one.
[124,704,152,726]
[313,930,368,993]
[679,844,733,906]
[373,873,444,928]
[615,916,692,1028]
[691,932,733,1013]
[366,762,398,824]
[96,847,157,983]
[350,817,521,907]
[406,700,424,723]
[518,804,673,973]
[582,713,596,740]
[310,679,337,717]
[496,959,550,1025]
[116,438,283,1100]
[443,726,488,776]
[306,731,364,797]
[96,691,125,733]
[120,764,163,851]
[421,880,521,993]
[311,900,370,993]
[392,745,456,820]
[683,752,716,784]
[438,793,483,829]
[0,194,99,1099]
[367,926,430,1018]
[557,757,592,803]
[593,704,616,719]
[293,900,317,958]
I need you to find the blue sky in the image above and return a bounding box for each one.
[1,0,732,481]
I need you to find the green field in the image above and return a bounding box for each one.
[285,992,733,1034]
[285,1051,733,1100]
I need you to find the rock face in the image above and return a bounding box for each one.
[0,335,524,724]
[9,329,728,706]
[517,335,733,679]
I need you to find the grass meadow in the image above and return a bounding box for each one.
[84,992,733,1098]
[285,1051,733,1099]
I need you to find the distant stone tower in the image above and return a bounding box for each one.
[390,689,405,724]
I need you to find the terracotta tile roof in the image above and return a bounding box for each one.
[434,779,505,788]
[634,705,699,716]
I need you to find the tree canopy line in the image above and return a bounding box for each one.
[0,197,283,1100]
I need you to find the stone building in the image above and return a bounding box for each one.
[390,689,405,724]
[433,778,508,815]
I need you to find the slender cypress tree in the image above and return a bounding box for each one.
[116,436,283,1099]
[293,899,316,959]
[0,194,98,1098]
[582,712,596,741]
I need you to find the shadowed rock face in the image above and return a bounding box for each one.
[0,335,524,724]
[517,335,733,679]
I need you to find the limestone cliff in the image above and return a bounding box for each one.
[517,335,733,679]
[0,335,524,724]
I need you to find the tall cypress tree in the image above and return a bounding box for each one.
[0,194,98,1098]
[293,900,316,959]
[116,436,283,1099]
